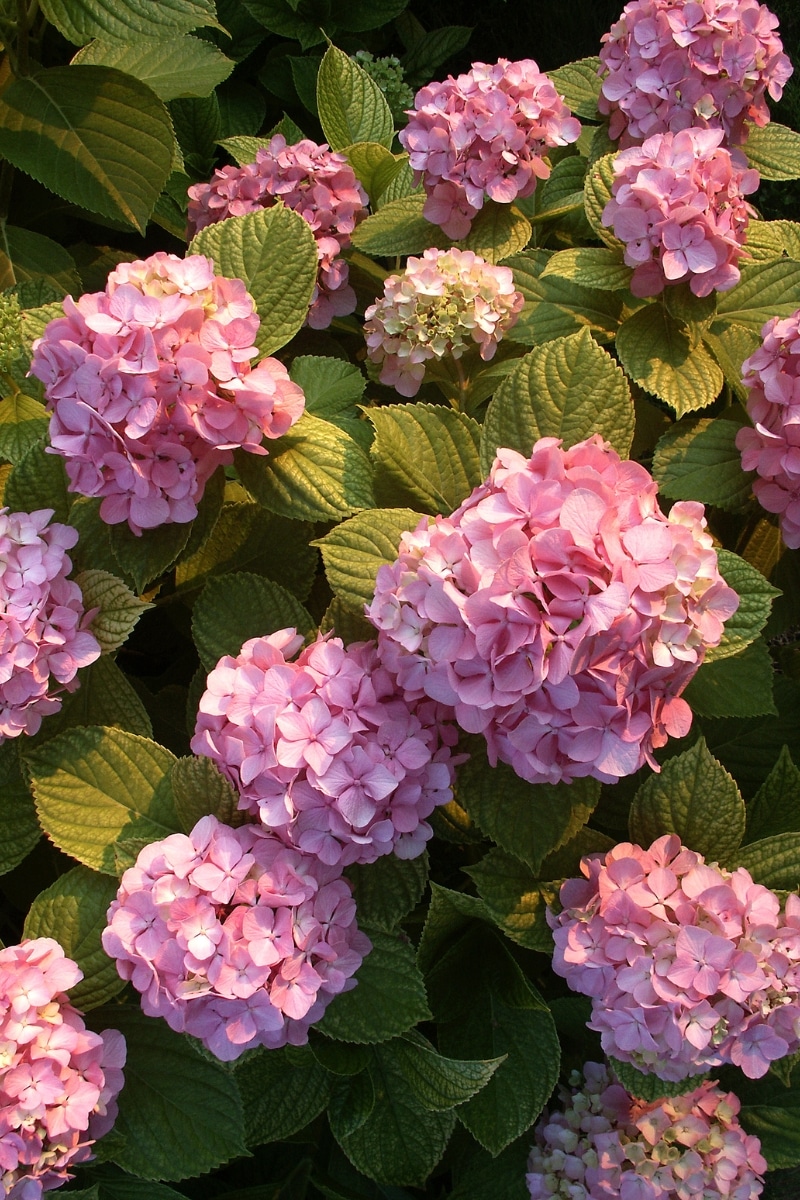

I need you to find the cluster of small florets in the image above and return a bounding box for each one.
[187,136,369,330]
[363,247,524,397]
[598,0,793,148]
[0,292,23,374]
[367,436,739,786]
[399,58,581,238]
[526,1062,766,1200]
[29,253,305,535]
[601,127,759,298]
[191,629,460,866]
[550,834,800,1081]
[736,311,800,548]
[353,51,414,123]
[102,814,371,1062]
[0,938,125,1200]
[0,508,101,741]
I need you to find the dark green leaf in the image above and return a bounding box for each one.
[192,572,314,672]
[316,930,431,1044]
[684,639,776,718]
[345,854,429,933]
[369,404,481,515]
[653,418,755,511]
[235,1045,331,1145]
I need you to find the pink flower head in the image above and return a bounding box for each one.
[0,508,101,741]
[186,136,369,330]
[191,630,461,867]
[601,127,759,297]
[0,938,125,1199]
[527,1063,766,1200]
[599,0,793,147]
[550,834,800,1081]
[102,815,371,1061]
[736,310,800,548]
[29,253,305,535]
[367,436,738,786]
[399,58,581,237]
[363,247,524,396]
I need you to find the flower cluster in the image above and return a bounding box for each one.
[550,834,800,1081]
[367,436,738,786]
[353,51,414,123]
[601,127,759,298]
[598,0,793,148]
[29,253,305,535]
[363,247,524,397]
[102,815,370,1062]
[0,938,125,1200]
[0,508,101,741]
[526,1062,766,1200]
[187,136,368,330]
[399,58,581,238]
[736,311,800,548]
[191,629,459,866]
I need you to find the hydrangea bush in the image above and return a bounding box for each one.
[0,0,799,1197]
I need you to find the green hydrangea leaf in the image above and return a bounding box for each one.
[0,741,41,874]
[72,35,234,101]
[735,1072,800,1169]
[40,0,221,43]
[462,202,531,264]
[609,1058,708,1101]
[25,726,178,875]
[416,883,492,977]
[109,521,192,595]
[704,550,781,664]
[315,507,425,613]
[481,327,634,472]
[0,66,174,233]
[714,260,800,331]
[0,227,81,294]
[192,572,314,672]
[616,303,724,414]
[466,848,559,954]
[703,677,800,799]
[235,1045,331,1146]
[4,439,71,523]
[457,742,600,873]
[316,929,432,1044]
[629,737,746,862]
[368,404,481,515]
[100,1006,247,1180]
[0,394,50,465]
[448,1135,532,1200]
[743,219,800,262]
[27,656,153,744]
[702,322,761,401]
[190,204,318,355]
[684,639,776,719]
[76,570,153,655]
[743,122,800,181]
[745,747,800,844]
[317,44,394,152]
[350,193,451,256]
[289,355,365,418]
[733,833,800,891]
[582,153,618,248]
[345,853,429,933]
[540,246,632,291]
[653,417,755,511]
[342,142,406,205]
[506,248,623,346]
[170,754,241,833]
[548,57,602,120]
[23,865,125,1010]
[388,1030,503,1111]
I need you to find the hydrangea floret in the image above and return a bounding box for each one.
[363,247,524,397]
[0,508,101,742]
[367,436,739,786]
[736,311,800,548]
[550,833,800,1081]
[399,57,581,238]
[598,0,793,148]
[186,136,369,330]
[29,253,305,535]
[526,1061,766,1200]
[601,127,759,298]
[102,814,371,1062]
[191,629,460,866]
[0,938,125,1200]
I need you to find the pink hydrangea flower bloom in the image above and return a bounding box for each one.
[399,58,581,238]
[736,311,800,548]
[0,938,125,1199]
[598,0,793,147]
[363,247,524,397]
[29,253,305,535]
[102,815,371,1061]
[526,1062,766,1200]
[0,508,101,741]
[367,437,738,787]
[601,127,759,298]
[191,630,461,867]
[187,136,368,330]
[550,834,800,1081]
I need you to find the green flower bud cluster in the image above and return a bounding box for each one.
[0,292,23,375]
[353,51,414,124]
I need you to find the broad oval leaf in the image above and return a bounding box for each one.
[317,44,394,152]
[616,303,724,415]
[316,929,431,1044]
[369,404,482,515]
[462,202,532,263]
[0,393,50,466]
[714,260,800,331]
[705,550,780,664]
[41,0,220,42]
[653,417,755,512]
[548,56,602,120]
[72,35,234,101]
[76,570,153,655]
[0,741,41,875]
[350,193,451,256]
[0,226,81,294]
[734,833,800,891]
[192,571,314,672]
[744,122,800,181]
[345,853,429,933]
[684,639,777,719]
[235,1045,331,1146]
[389,1030,503,1112]
[315,507,425,613]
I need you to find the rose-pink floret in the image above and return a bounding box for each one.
[29,252,305,536]
[550,833,800,1081]
[601,127,759,298]
[191,629,461,867]
[0,938,125,1200]
[363,247,524,397]
[736,310,800,548]
[367,436,739,786]
[598,0,792,148]
[0,508,101,741]
[399,58,581,238]
[102,814,371,1061]
[526,1061,765,1200]
[186,136,368,330]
